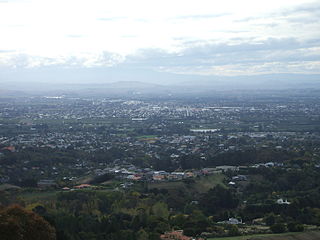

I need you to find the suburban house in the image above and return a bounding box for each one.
[218,218,243,225]
[74,184,92,189]
[276,198,290,204]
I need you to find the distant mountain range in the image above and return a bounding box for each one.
[1,73,319,97]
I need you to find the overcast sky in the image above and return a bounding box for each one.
[0,0,320,83]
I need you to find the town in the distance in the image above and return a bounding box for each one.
[1,89,320,240]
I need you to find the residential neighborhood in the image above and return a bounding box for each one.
[1,94,320,240]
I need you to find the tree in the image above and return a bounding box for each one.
[264,213,276,226]
[200,185,239,214]
[152,202,169,220]
[270,223,286,233]
[136,228,149,240]
[228,225,240,236]
[287,222,304,232]
[169,214,188,229]
[0,205,56,240]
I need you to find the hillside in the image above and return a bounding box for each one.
[250,231,320,240]
[209,231,320,240]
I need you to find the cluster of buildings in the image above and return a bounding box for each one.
[1,96,319,155]
[1,96,320,187]
[96,163,203,182]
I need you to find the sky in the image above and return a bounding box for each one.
[0,0,320,84]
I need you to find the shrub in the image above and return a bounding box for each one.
[264,213,276,226]
[287,222,304,232]
[0,205,56,240]
[228,225,240,236]
[270,223,286,233]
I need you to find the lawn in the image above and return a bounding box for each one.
[208,233,292,240]
[136,135,158,139]
[18,190,58,204]
[208,231,320,240]
[148,180,185,190]
[193,174,226,193]
[148,173,226,193]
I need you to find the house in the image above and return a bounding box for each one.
[185,172,195,178]
[1,146,16,152]
[74,184,92,189]
[276,198,290,205]
[153,174,165,181]
[202,168,216,175]
[127,174,142,181]
[218,218,242,225]
[232,175,247,181]
[120,182,133,189]
[153,171,169,181]
[264,162,275,167]
[169,172,185,180]
[216,165,238,172]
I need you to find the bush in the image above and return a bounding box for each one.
[183,228,195,237]
[0,205,56,240]
[228,225,240,236]
[264,213,276,226]
[270,223,286,233]
[287,222,304,232]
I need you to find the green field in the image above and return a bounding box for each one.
[148,174,226,193]
[11,174,225,208]
[194,174,227,193]
[136,135,158,139]
[18,190,58,204]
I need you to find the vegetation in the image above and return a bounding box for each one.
[0,205,56,240]
[1,96,320,239]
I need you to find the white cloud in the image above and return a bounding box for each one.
[0,51,125,68]
[159,61,320,76]
[0,0,319,77]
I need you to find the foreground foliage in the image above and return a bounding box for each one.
[0,205,56,240]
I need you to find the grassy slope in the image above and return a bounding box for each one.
[208,231,320,240]
[18,190,57,204]
[16,174,225,207]
[148,174,226,193]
